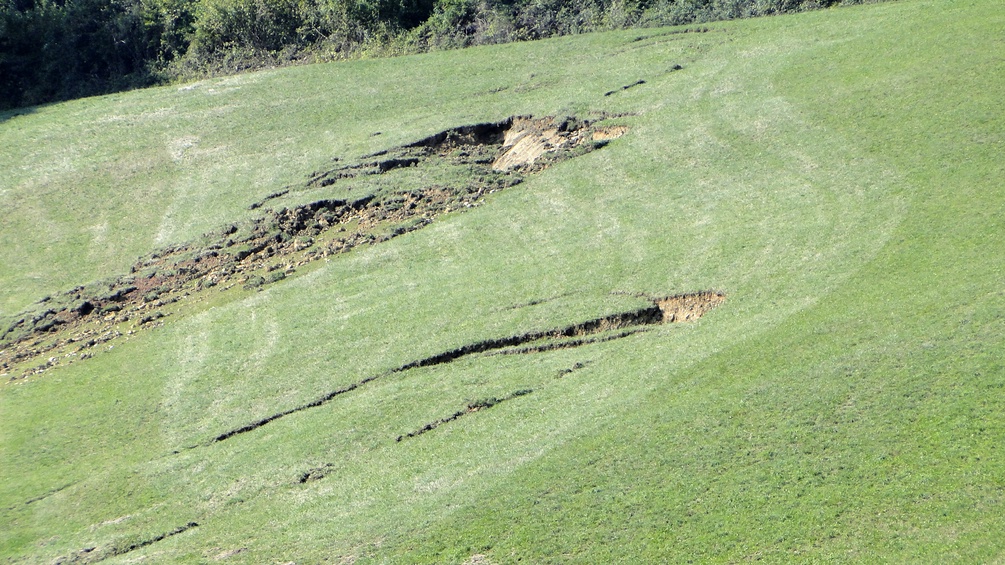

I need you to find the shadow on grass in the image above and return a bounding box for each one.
[0,106,37,124]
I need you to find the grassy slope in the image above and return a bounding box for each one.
[2,0,1004,562]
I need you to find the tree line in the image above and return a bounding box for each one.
[0,0,852,110]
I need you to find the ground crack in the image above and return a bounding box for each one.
[487,327,649,356]
[209,291,724,445]
[298,362,591,483]
[53,522,198,564]
[605,80,646,96]
[4,482,75,512]
[396,389,534,442]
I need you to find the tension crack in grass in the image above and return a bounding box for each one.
[487,328,650,356]
[210,292,724,444]
[604,80,646,96]
[5,482,75,512]
[396,389,534,442]
[55,522,199,564]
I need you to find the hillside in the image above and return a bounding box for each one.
[2,0,1004,562]
[0,0,842,110]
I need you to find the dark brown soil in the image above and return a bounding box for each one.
[604,80,646,96]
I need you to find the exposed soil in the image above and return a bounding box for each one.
[291,294,723,484]
[491,116,599,171]
[486,327,649,356]
[591,125,630,141]
[297,463,339,484]
[654,291,726,322]
[1,115,629,381]
[556,361,591,378]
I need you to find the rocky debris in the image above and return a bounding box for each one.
[491,116,609,171]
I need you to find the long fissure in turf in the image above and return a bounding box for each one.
[55,522,199,564]
[395,389,535,443]
[210,292,725,444]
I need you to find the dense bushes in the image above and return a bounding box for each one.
[176,0,404,74]
[0,0,854,110]
[0,0,197,108]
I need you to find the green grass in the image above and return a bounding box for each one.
[2,0,1005,562]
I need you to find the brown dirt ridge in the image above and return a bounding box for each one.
[1,115,629,381]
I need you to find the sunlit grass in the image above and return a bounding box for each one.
[2,0,1004,562]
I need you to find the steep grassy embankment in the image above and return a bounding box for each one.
[1,0,1003,562]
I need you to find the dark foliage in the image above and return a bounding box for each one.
[1,0,196,109]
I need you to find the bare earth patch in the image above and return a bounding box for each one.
[1,115,630,381]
